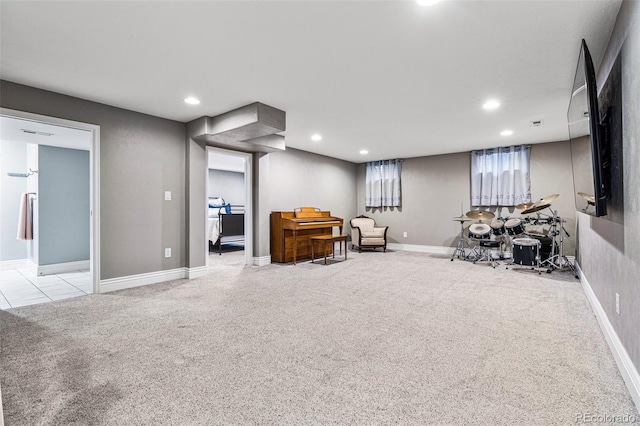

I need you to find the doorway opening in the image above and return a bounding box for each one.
[0,108,100,308]
[206,147,252,270]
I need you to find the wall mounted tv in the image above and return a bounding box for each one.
[568,39,610,217]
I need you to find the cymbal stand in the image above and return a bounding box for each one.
[502,233,515,266]
[541,208,577,277]
[451,221,472,261]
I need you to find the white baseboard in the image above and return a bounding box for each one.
[36,260,90,276]
[187,266,207,279]
[576,262,640,411]
[387,244,577,265]
[387,243,455,255]
[99,265,211,293]
[253,255,271,266]
[100,268,187,293]
[0,259,28,271]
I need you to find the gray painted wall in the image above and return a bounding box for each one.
[267,148,357,220]
[356,141,577,255]
[252,148,358,258]
[0,81,187,279]
[578,0,640,372]
[0,140,27,261]
[37,145,90,265]
[208,169,245,206]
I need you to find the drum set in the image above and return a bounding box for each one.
[451,194,577,276]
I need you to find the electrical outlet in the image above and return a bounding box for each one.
[164,191,171,201]
[165,248,171,258]
[615,293,620,315]
[403,232,408,238]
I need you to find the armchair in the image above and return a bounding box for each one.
[350,215,388,252]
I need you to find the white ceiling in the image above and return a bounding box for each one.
[0,1,622,163]
[208,150,246,173]
[0,116,91,151]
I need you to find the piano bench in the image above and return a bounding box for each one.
[310,235,348,265]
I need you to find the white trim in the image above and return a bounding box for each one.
[387,243,455,255]
[0,108,100,295]
[100,268,187,293]
[253,255,271,266]
[0,382,4,426]
[206,147,253,267]
[385,244,575,261]
[35,260,90,276]
[187,266,207,279]
[0,259,28,271]
[576,262,640,411]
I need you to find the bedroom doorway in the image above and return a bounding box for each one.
[206,147,252,268]
[0,108,100,307]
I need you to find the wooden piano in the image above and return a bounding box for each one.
[271,208,344,264]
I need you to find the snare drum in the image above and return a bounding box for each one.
[468,223,491,241]
[490,219,505,236]
[505,218,525,236]
[512,238,540,266]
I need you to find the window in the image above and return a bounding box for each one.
[471,145,531,207]
[365,159,402,208]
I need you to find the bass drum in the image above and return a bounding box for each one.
[505,218,525,236]
[527,234,555,261]
[468,223,491,241]
[512,238,540,266]
[490,220,505,236]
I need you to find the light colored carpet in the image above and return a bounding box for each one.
[1,250,637,425]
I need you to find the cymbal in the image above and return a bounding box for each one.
[521,202,551,215]
[515,202,535,210]
[452,215,472,222]
[538,193,559,205]
[578,192,596,204]
[465,210,495,220]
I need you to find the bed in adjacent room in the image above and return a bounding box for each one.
[208,197,245,254]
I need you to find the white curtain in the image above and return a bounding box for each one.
[365,160,402,207]
[471,145,531,206]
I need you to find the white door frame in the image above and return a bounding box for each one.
[206,146,253,266]
[0,108,101,293]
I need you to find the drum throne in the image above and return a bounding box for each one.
[473,240,501,268]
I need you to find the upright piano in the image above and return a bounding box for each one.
[271,208,344,264]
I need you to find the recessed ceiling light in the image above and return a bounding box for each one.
[500,130,514,136]
[311,134,322,142]
[416,0,443,6]
[184,97,200,105]
[483,99,500,110]
[360,150,369,155]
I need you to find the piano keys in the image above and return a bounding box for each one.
[271,209,344,264]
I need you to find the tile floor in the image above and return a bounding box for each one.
[0,269,92,309]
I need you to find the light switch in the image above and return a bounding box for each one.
[165,191,171,201]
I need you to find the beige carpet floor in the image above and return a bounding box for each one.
[1,250,638,425]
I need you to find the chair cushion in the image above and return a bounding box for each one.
[361,230,384,238]
[351,218,375,232]
[360,237,385,246]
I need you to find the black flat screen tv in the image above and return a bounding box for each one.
[568,39,609,217]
